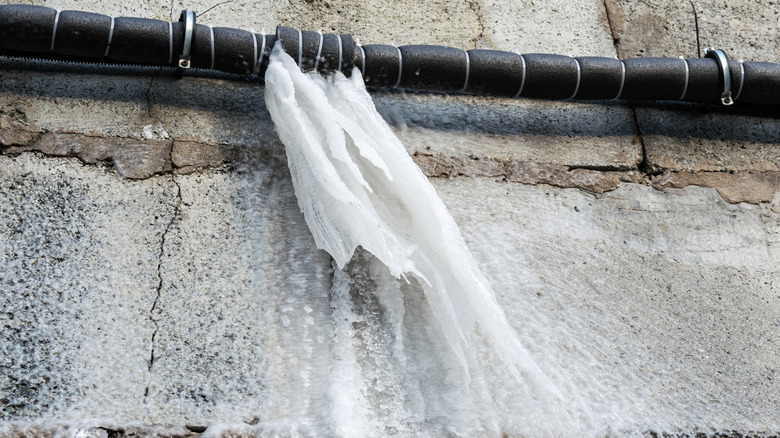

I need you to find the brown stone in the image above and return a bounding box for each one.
[172,140,235,174]
[602,0,626,43]
[651,170,780,205]
[415,151,779,204]
[412,152,506,178]
[5,132,172,179]
[413,153,628,194]
[503,162,625,194]
[0,113,44,148]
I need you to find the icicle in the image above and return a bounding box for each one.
[263,42,561,400]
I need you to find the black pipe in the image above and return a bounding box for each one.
[0,4,779,107]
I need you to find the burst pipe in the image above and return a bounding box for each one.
[1,4,778,107]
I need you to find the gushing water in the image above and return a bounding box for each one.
[263,43,567,436]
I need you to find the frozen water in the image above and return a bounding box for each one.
[263,43,780,437]
[263,43,564,435]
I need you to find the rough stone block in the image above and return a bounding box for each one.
[171,141,233,174]
[611,0,779,60]
[482,0,618,55]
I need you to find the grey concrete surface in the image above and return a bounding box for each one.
[0,154,177,420]
[611,0,779,60]
[480,0,617,55]
[434,179,780,432]
[0,0,779,435]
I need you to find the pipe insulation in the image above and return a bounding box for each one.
[0,4,778,106]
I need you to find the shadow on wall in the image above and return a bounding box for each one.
[2,57,779,144]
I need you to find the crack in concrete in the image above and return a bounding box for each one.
[567,163,635,172]
[6,424,201,438]
[601,0,657,178]
[412,152,780,204]
[143,171,182,412]
[96,426,125,438]
[145,68,162,119]
[4,133,776,204]
[140,94,179,415]
[630,107,662,176]
[3,131,173,180]
[465,0,486,50]
[602,0,617,46]
[602,0,625,57]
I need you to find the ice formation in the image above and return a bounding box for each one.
[264,43,562,434]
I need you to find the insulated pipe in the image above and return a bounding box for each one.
[0,4,779,107]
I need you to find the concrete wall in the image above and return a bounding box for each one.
[0,0,778,436]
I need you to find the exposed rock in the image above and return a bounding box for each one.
[503,162,632,194]
[414,152,780,204]
[412,152,506,178]
[4,133,172,180]
[0,111,44,149]
[413,152,629,193]
[601,0,626,43]
[651,170,780,205]
[171,141,235,174]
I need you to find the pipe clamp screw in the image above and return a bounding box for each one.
[178,10,195,69]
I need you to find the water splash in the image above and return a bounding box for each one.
[264,43,562,433]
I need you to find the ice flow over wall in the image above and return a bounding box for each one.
[263,43,563,435]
